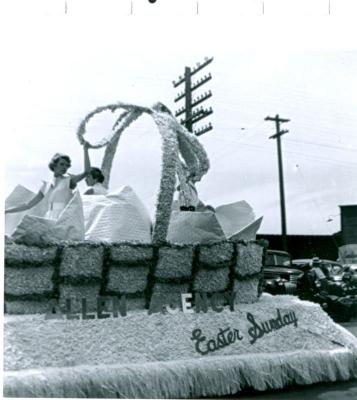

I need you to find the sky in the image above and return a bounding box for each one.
[1,2,357,236]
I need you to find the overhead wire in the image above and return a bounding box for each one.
[284,138,357,153]
[207,134,357,170]
[294,166,343,247]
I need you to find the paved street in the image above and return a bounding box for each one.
[341,320,357,337]
[221,319,357,400]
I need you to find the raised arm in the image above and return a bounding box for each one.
[5,191,44,214]
[70,142,91,187]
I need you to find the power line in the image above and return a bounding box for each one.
[294,167,342,249]
[173,57,214,136]
[285,138,357,153]
[265,114,290,252]
[206,135,357,170]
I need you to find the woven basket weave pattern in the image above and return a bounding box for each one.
[5,240,263,314]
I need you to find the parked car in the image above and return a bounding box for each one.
[263,254,345,292]
[264,254,357,321]
[263,250,303,295]
[291,259,344,277]
[295,259,357,322]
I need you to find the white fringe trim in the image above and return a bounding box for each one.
[5,348,357,398]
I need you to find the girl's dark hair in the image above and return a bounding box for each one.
[48,153,72,171]
[90,167,105,183]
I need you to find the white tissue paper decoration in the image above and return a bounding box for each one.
[8,188,85,243]
[167,200,263,244]
[82,185,152,243]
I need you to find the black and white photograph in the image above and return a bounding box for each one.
[2,1,357,398]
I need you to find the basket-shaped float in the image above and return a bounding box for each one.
[4,103,357,399]
[5,102,264,314]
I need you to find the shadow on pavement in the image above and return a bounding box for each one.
[216,379,357,400]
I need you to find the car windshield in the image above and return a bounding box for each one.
[276,254,291,265]
[265,253,275,265]
[265,252,291,266]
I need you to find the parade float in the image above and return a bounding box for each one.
[4,102,357,398]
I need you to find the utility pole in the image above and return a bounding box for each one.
[265,114,290,252]
[172,57,213,136]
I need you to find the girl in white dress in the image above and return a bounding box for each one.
[84,167,108,195]
[5,144,91,219]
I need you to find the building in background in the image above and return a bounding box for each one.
[258,204,357,261]
[339,205,357,245]
[336,204,357,264]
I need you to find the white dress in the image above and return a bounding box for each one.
[40,175,74,220]
[92,183,108,195]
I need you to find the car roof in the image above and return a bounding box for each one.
[267,250,291,256]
